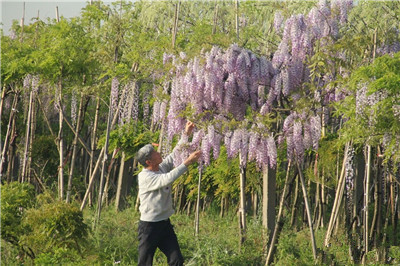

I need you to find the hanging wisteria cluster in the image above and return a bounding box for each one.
[150,0,367,169]
[109,77,142,126]
[158,44,282,169]
[282,112,322,164]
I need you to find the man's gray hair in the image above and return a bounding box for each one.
[136,144,155,167]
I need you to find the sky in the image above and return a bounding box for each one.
[1,0,113,35]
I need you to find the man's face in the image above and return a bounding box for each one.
[147,150,162,167]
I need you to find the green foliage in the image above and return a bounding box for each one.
[339,52,400,162]
[1,182,36,248]
[99,121,158,160]
[21,193,88,258]
[85,202,139,265]
[30,135,58,183]
[34,247,82,265]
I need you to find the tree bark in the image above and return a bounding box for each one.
[262,164,276,236]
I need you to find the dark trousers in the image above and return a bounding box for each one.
[138,219,184,266]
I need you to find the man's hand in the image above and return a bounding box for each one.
[183,150,201,167]
[184,121,195,136]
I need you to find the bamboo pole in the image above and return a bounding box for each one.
[6,110,17,182]
[80,147,104,211]
[88,97,100,207]
[95,96,113,226]
[324,142,350,247]
[0,86,7,119]
[290,173,299,227]
[81,87,126,213]
[195,166,202,237]
[362,144,371,264]
[27,89,37,183]
[238,152,247,248]
[61,109,91,156]
[172,1,181,48]
[57,79,64,199]
[0,93,19,175]
[235,0,239,41]
[265,160,292,265]
[212,1,219,35]
[115,152,126,211]
[21,91,33,182]
[296,159,318,261]
[66,94,84,203]
[20,2,25,42]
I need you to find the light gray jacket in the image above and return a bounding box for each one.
[138,139,188,222]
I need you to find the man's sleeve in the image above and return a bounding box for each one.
[140,164,188,191]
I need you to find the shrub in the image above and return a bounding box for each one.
[0,182,36,259]
[20,193,88,259]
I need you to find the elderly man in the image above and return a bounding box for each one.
[136,121,201,266]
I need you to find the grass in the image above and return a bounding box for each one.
[2,202,400,265]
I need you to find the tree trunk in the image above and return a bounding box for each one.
[66,94,85,203]
[262,164,276,236]
[297,160,318,261]
[265,160,292,265]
